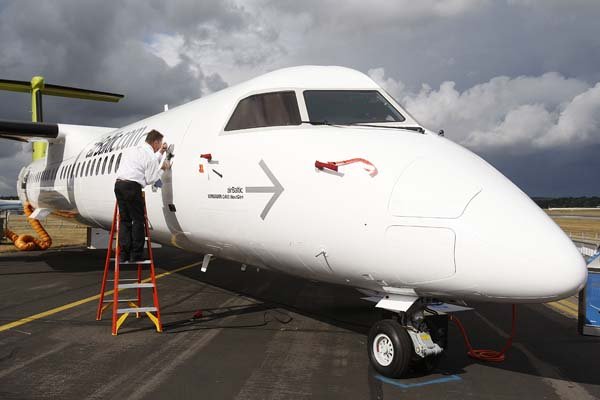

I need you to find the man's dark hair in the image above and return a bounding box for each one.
[145,130,164,143]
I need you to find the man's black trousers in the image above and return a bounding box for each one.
[114,180,145,259]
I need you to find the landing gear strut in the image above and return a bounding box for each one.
[367,307,448,378]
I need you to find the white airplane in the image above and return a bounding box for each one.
[0,66,588,377]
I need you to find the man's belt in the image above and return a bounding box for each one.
[116,179,142,187]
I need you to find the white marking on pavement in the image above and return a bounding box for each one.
[475,310,595,400]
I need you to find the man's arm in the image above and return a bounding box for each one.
[144,154,165,186]
[154,142,167,161]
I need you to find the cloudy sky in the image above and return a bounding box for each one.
[1,0,599,196]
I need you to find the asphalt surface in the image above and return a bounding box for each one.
[1,247,599,400]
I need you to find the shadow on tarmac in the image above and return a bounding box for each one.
[2,246,600,389]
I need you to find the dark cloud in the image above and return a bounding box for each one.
[0,141,22,159]
[261,0,600,90]
[0,0,242,127]
[0,0,242,194]
[484,144,600,197]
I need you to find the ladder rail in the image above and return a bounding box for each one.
[137,263,142,311]
[96,203,117,320]
[111,212,121,336]
[143,192,162,332]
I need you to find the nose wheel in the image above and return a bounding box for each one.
[367,319,413,378]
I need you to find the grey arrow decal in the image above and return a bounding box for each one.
[245,159,284,220]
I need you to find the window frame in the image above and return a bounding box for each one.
[302,89,406,125]
[223,90,303,133]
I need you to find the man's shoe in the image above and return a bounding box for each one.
[130,254,146,263]
[120,253,130,263]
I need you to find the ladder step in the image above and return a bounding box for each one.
[117,307,157,314]
[102,298,139,303]
[113,236,149,240]
[118,283,154,289]
[107,278,139,282]
[110,258,151,264]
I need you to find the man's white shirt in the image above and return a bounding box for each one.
[116,142,164,187]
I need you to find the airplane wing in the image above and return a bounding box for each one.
[0,200,22,212]
[0,119,58,142]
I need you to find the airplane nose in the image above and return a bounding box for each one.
[455,171,588,302]
[387,138,586,301]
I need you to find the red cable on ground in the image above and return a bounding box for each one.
[449,304,517,362]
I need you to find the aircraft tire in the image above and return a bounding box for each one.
[367,319,412,378]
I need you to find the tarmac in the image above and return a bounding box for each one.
[0,246,599,400]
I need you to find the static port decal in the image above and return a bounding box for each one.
[206,160,284,220]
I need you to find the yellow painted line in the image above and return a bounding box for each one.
[151,261,202,280]
[546,301,578,318]
[0,260,203,333]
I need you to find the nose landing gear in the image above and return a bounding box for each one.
[367,308,448,378]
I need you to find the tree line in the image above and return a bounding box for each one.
[533,197,600,209]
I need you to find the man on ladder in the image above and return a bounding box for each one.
[114,130,170,262]
[96,129,170,336]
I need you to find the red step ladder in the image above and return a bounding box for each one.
[96,193,162,335]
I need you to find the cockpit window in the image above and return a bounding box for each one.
[225,91,301,131]
[303,90,405,125]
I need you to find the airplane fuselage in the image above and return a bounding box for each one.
[16,66,587,304]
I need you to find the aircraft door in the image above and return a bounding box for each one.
[158,117,221,252]
[143,118,198,249]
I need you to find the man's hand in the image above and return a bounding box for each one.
[161,160,171,170]
[160,142,168,154]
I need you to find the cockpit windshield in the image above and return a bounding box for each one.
[303,90,405,125]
